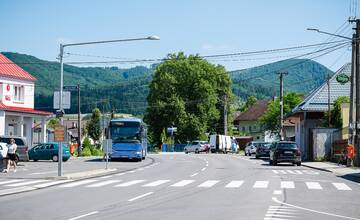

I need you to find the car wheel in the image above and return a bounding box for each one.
[52,155,58,162]
[297,162,301,166]
[185,150,188,154]
[269,160,273,165]
[273,160,277,166]
[33,159,38,162]
[255,155,259,159]
[195,149,199,154]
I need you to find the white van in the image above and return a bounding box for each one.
[209,134,232,153]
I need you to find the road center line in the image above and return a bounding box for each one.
[67,211,99,220]
[128,192,154,202]
[272,197,360,220]
[201,167,206,171]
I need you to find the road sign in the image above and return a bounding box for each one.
[54,125,65,142]
[63,85,78,92]
[53,91,71,109]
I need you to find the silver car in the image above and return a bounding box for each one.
[184,141,209,154]
[244,141,264,156]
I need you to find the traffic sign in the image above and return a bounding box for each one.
[54,125,65,142]
[53,91,71,109]
[63,85,79,92]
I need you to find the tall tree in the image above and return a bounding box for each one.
[328,96,350,128]
[145,52,232,146]
[86,108,101,142]
[259,92,302,134]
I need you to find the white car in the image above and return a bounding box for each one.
[244,141,259,156]
[0,142,8,160]
[184,141,209,154]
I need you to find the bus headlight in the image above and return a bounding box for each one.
[136,151,142,155]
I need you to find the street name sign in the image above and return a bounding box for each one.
[63,85,79,92]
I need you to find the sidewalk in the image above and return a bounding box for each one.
[302,161,360,181]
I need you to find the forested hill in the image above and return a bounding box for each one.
[230,59,333,100]
[1,52,333,115]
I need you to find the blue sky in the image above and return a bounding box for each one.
[0,0,355,71]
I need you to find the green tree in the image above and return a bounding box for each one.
[86,108,101,142]
[144,52,232,146]
[47,118,60,129]
[239,95,257,112]
[328,96,349,128]
[259,93,303,134]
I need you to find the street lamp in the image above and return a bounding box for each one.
[306,28,352,40]
[57,36,160,176]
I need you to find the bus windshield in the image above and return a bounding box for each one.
[111,121,141,143]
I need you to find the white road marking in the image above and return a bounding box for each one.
[34,180,71,188]
[0,179,25,185]
[143,180,170,187]
[67,211,99,220]
[253,181,269,188]
[293,170,303,174]
[115,173,126,176]
[115,180,146,187]
[281,181,295,189]
[225,181,244,188]
[99,175,113,179]
[332,183,352,191]
[272,170,287,174]
[303,170,320,175]
[170,180,195,187]
[273,190,282,195]
[306,182,322,190]
[198,180,219,188]
[190,173,198,177]
[60,179,98,188]
[286,170,297,174]
[128,192,153,202]
[6,180,48,187]
[86,180,121,187]
[272,197,360,220]
[201,167,206,171]
[127,170,136,174]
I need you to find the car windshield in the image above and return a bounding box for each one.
[111,121,141,143]
[262,143,271,149]
[0,138,25,145]
[277,143,297,149]
[191,141,199,145]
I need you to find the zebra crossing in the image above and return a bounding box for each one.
[272,169,320,175]
[263,205,299,220]
[0,178,355,192]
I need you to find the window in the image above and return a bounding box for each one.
[13,85,24,102]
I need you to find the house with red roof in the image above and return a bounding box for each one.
[0,53,52,150]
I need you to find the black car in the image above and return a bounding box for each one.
[269,141,301,166]
[255,143,271,159]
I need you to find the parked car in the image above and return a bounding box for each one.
[0,136,28,161]
[255,142,271,159]
[28,143,71,162]
[0,142,8,160]
[245,141,265,156]
[269,141,301,166]
[184,141,210,154]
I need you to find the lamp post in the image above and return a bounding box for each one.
[57,36,160,176]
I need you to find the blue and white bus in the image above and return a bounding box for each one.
[109,118,147,161]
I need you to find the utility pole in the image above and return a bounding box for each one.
[77,84,81,156]
[223,95,228,135]
[278,72,288,140]
[327,74,331,127]
[355,19,360,167]
[349,33,357,145]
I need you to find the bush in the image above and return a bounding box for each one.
[90,147,103,156]
[80,147,92,157]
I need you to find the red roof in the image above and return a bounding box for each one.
[235,100,269,122]
[0,102,52,116]
[0,53,37,81]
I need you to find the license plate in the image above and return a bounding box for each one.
[284,151,293,154]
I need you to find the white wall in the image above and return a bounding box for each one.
[0,77,34,108]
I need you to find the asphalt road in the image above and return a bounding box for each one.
[0,153,359,220]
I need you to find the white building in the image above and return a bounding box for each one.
[0,53,52,147]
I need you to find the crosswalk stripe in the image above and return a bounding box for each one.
[6,180,48,187]
[114,180,145,187]
[286,170,296,174]
[293,170,303,174]
[253,181,269,188]
[170,180,195,187]
[306,182,322,190]
[34,180,71,188]
[0,179,25,185]
[86,180,121,187]
[60,179,98,188]
[332,183,352,191]
[225,181,244,188]
[143,180,170,187]
[281,181,295,189]
[198,180,219,188]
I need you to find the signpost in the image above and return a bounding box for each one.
[54,125,65,176]
[103,139,112,169]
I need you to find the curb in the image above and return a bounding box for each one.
[301,164,333,173]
